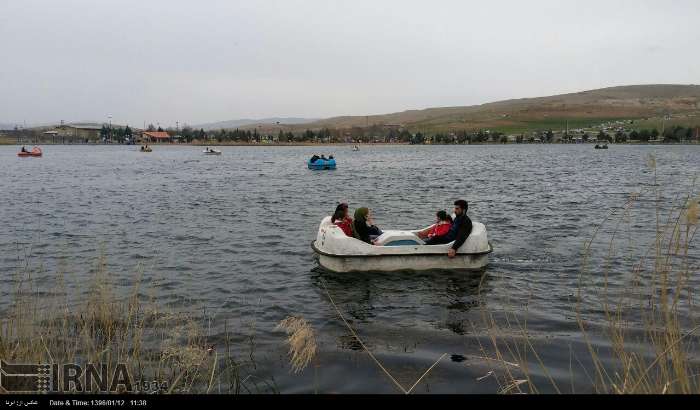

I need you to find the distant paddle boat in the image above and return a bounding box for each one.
[594,144,608,149]
[203,148,222,155]
[308,155,336,170]
[17,146,42,157]
[352,145,359,151]
[312,216,492,272]
[140,146,152,152]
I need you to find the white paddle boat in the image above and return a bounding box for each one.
[203,148,222,155]
[312,216,492,272]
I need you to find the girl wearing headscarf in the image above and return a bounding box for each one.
[353,208,383,244]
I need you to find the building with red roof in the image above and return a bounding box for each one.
[141,131,172,143]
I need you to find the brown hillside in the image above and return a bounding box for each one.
[248,84,700,133]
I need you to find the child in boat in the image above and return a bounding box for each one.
[417,210,453,241]
[332,203,354,237]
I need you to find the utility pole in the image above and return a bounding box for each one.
[662,116,665,136]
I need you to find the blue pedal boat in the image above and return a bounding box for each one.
[308,157,336,170]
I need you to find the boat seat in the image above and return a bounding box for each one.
[374,231,425,246]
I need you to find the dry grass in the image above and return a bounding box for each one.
[477,154,700,394]
[0,253,272,394]
[276,316,317,374]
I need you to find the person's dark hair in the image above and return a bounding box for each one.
[332,203,349,222]
[436,210,451,221]
[454,199,468,211]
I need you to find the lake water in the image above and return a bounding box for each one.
[1,144,699,393]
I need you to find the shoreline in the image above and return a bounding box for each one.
[2,141,700,147]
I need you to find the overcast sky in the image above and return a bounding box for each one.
[1,0,699,127]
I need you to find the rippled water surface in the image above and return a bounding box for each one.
[1,144,699,393]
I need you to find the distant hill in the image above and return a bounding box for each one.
[195,117,318,131]
[249,84,700,134]
[0,123,17,130]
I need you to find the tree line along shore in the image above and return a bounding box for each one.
[2,121,699,146]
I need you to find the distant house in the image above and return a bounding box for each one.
[41,130,60,142]
[61,124,102,140]
[141,131,172,143]
[260,134,279,143]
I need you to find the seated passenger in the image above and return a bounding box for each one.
[353,208,383,244]
[310,155,320,163]
[332,203,354,237]
[424,200,473,259]
[21,146,27,152]
[417,210,453,241]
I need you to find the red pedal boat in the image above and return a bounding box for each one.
[18,147,42,157]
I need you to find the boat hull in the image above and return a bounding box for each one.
[311,215,492,273]
[18,147,42,157]
[317,250,490,273]
[307,159,336,170]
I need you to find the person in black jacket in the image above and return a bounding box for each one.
[425,199,473,258]
[353,207,383,244]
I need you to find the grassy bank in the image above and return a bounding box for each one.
[0,254,275,394]
[475,155,700,394]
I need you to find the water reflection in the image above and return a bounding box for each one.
[310,266,492,337]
